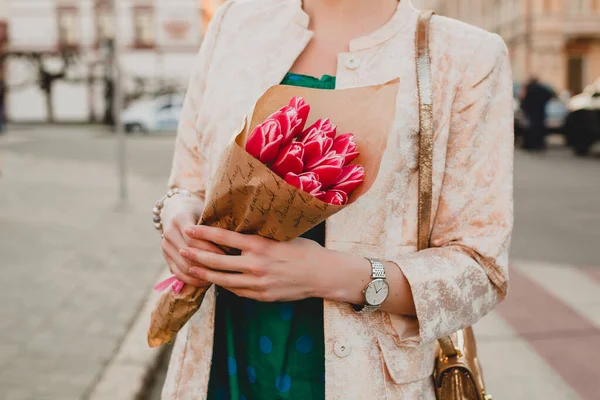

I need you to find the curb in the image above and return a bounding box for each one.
[87,270,171,400]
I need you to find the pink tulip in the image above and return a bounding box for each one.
[331,133,360,164]
[271,142,304,178]
[287,97,310,138]
[301,118,337,141]
[330,164,365,195]
[284,172,323,196]
[246,119,283,164]
[322,190,348,206]
[264,98,310,146]
[306,152,345,188]
[302,132,334,169]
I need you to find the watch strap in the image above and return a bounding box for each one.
[353,258,387,314]
[368,258,386,279]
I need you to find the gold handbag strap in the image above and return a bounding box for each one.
[416,10,435,252]
[415,10,459,359]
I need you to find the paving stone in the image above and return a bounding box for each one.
[0,127,170,398]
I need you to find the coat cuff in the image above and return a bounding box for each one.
[387,246,504,345]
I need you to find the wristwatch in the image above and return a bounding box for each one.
[353,258,389,313]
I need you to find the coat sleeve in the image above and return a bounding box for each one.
[391,34,514,345]
[167,3,232,199]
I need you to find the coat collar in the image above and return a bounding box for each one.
[292,0,418,52]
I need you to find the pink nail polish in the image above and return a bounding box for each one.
[180,249,190,258]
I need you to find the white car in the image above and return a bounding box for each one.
[568,78,600,111]
[122,93,185,133]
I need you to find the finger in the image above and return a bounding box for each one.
[163,223,225,261]
[163,241,210,287]
[171,264,209,287]
[163,238,191,273]
[185,225,261,252]
[180,248,253,273]
[189,266,256,289]
[162,222,187,252]
[170,216,226,255]
[185,237,226,255]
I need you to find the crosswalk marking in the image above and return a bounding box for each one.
[476,312,583,400]
[514,261,600,329]
[482,262,600,400]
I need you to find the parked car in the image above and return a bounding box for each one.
[563,79,600,155]
[122,93,185,133]
[513,82,569,138]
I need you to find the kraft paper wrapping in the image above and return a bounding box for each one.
[148,79,399,348]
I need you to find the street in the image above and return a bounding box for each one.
[1,126,600,400]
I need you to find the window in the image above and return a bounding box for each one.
[567,0,587,14]
[57,6,79,48]
[95,3,115,43]
[133,6,155,48]
[543,0,552,12]
[567,56,585,95]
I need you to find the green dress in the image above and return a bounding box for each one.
[206,73,336,400]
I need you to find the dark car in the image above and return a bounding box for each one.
[563,79,600,156]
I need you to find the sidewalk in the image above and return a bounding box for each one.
[0,131,169,399]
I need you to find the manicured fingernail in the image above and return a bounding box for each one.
[180,249,190,258]
[186,227,196,236]
[189,267,199,277]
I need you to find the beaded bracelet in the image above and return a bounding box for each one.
[152,188,192,236]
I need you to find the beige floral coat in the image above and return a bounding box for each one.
[162,0,514,398]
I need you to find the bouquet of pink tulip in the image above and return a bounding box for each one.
[148,81,399,348]
[246,97,365,205]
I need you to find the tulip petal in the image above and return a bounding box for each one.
[272,144,304,177]
[294,104,310,135]
[343,152,360,164]
[303,138,336,169]
[333,164,365,185]
[323,190,348,206]
[308,152,345,170]
[246,125,268,159]
[262,119,281,143]
[260,135,283,164]
[284,172,322,195]
[301,118,336,141]
[310,165,343,188]
[288,97,306,108]
[332,133,357,152]
[276,111,293,145]
[313,191,326,201]
[331,179,363,195]
[284,172,302,189]
[303,141,325,168]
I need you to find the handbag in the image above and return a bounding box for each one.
[415,11,492,400]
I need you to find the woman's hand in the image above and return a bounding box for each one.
[180,225,332,302]
[160,195,224,287]
[180,225,417,315]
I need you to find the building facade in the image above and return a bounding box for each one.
[431,0,600,95]
[0,0,202,122]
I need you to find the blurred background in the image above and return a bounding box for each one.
[0,1,598,399]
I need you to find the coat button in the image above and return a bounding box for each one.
[333,342,351,358]
[344,56,360,70]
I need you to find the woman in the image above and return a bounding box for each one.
[158,0,513,398]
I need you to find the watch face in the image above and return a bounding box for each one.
[365,279,389,306]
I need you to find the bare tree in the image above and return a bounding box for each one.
[1,49,80,123]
